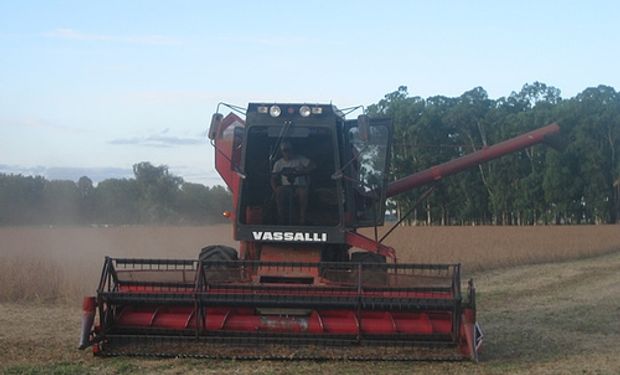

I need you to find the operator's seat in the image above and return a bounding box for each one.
[306,187,339,226]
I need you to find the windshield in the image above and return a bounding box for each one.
[239,125,340,227]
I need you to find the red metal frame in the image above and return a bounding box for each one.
[213,113,245,221]
[345,231,396,260]
[113,305,454,337]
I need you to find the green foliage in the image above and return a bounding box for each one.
[0,162,231,225]
[375,83,620,225]
[133,162,183,223]
[0,174,45,224]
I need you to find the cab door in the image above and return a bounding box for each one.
[343,117,392,228]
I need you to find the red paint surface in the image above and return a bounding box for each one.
[114,305,454,336]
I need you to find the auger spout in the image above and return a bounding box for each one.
[386,123,560,198]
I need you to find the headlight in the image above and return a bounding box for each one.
[269,105,281,117]
[299,105,311,117]
[311,107,323,114]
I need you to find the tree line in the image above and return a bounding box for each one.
[2,83,618,226]
[368,82,620,225]
[0,162,231,225]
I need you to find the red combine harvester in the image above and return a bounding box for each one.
[79,103,560,361]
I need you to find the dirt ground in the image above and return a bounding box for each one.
[2,249,620,374]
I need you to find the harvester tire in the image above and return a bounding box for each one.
[199,245,240,283]
[351,251,388,286]
[199,245,238,262]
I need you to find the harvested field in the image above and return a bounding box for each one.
[1,225,619,374]
[1,250,620,374]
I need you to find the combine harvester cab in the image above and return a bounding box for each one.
[80,103,560,361]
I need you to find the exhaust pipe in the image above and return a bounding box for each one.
[78,296,96,350]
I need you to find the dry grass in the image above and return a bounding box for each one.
[0,257,74,303]
[0,225,235,303]
[370,224,620,272]
[0,224,619,303]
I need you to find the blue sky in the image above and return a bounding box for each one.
[1,1,618,185]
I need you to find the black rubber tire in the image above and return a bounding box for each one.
[199,245,238,262]
[350,251,387,286]
[199,245,239,283]
[319,245,350,281]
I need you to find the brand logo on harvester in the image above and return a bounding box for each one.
[252,231,328,242]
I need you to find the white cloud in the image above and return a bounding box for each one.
[214,35,344,47]
[108,128,206,148]
[0,116,88,134]
[43,28,182,46]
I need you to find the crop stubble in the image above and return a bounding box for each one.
[1,224,619,374]
[1,247,619,374]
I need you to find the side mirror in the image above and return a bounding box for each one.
[208,113,223,140]
[358,114,370,142]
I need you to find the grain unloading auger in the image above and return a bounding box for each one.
[79,103,561,361]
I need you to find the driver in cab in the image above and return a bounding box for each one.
[271,141,316,225]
